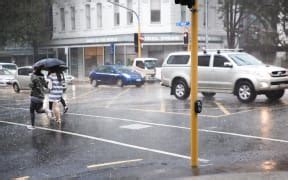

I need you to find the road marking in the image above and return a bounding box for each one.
[12,176,30,180]
[0,120,209,163]
[105,88,130,108]
[3,106,288,144]
[215,101,230,115]
[87,159,143,169]
[120,124,151,130]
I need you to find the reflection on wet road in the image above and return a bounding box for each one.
[1,83,288,179]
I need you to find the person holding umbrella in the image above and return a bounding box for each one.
[47,67,65,123]
[28,66,49,130]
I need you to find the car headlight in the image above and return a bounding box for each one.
[122,73,131,78]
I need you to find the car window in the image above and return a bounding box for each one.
[198,55,210,67]
[0,69,12,75]
[228,53,263,66]
[2,64,17,70]
[136,61,145,69]
[144,60,157,69]
[18,68,32,76]
[167,55,189,64]
[213,55,229,67]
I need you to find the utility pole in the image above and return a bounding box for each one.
[175,0,200,168]
[107,0,141,58]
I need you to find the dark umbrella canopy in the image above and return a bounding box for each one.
[33,58,65,70]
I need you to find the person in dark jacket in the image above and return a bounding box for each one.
[28,66,48,130]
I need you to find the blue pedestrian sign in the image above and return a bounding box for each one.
[176,21,191,27]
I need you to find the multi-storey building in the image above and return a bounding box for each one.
[46,0,226,79]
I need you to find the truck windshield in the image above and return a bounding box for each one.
[229,53,263,66]
[144,60,157,69]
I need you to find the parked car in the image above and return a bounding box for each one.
[12,66,33,92]
[12,66,72,93]
[161,49,288,103]
[131,58,160,81]
[0,68,15,87]
[0,62,18,74]
[89,65,144,87]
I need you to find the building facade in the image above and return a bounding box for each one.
[46,0,226,79]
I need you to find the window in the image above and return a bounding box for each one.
[198,56,210,66]
[213,55,229,67]
[151,0,161,23]
[167,55,189,64]
[71,7,76,30]
[127,0,133,24]
[60,8,65,31]
[114,0,120,26]
[97,3,102,27]
[181,6,186,22]
[136,61,145,69]
[85,4,91,29]
[18,68,32,76]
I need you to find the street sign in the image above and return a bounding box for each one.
[176,21,191,27]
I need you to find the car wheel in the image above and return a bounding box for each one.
[92,79,98,87]
[13,83,20,93]
[173,79,190,100]
[265,90,285,101]
[117,79,124,87]
[136,84,142,88]
[235,80,256,103]
[202,92,216,98]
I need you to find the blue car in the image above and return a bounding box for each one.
[89,65,144,87]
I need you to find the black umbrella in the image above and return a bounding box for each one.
[32,58,65,70]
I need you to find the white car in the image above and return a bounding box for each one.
[0,68,15,87]
[12,66,74,93]
[0,63,18,74]
[131,58,159,81]
[161,50,288,103]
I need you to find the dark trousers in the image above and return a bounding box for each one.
[30,101,45,126]
[49,97,66,110]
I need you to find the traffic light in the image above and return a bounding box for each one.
[134,33,138,52]
[184,32,188,44]
[175,0,195,9]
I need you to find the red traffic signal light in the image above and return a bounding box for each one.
[175,0,195,9]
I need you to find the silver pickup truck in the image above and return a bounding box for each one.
[161,50,288,103]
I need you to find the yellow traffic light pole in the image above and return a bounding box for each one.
[190,0,199,167]
[137,17,142,58]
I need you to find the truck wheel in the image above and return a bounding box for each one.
[235,80,256,103]
[173,79,190,100]
[265,90,285,101]
[202,92,216,98]
[13,83,20,93]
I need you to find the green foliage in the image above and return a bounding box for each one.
[219,0,288,51]
[0,0,52,58]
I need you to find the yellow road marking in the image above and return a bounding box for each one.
[105,88,130,108]
[215,101,230,115]
[12,176,30,180]
[87,159,143,169]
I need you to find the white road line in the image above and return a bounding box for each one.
[2,106,288,144]
[215,101,230,115]
[12,176,30,180]
[87,159,143,169]
[0,120,209,163]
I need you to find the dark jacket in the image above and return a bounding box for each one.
[29,73,47,100]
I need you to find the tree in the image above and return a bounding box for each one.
[0,0,52,61]
[218,0,282,50]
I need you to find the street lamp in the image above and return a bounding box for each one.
[107,0,142,58]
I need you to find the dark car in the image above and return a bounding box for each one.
[89,65,144,87]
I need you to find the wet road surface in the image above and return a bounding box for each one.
[1,82,288,179]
